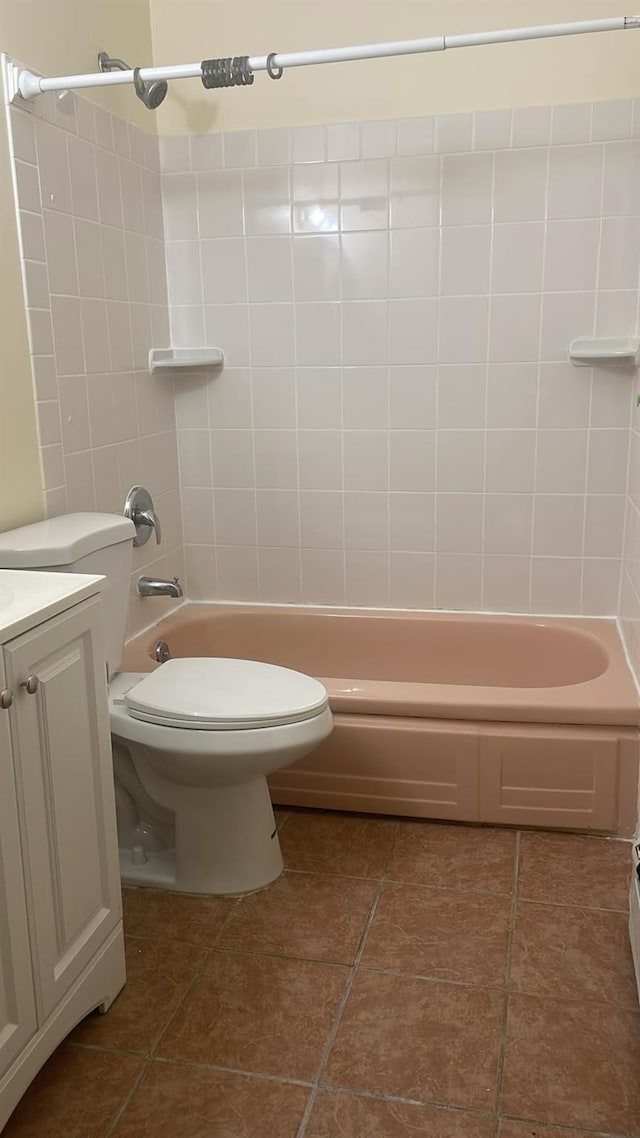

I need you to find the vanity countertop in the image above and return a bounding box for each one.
[0,569,103,642]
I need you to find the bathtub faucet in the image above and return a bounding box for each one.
[137,575,184,599]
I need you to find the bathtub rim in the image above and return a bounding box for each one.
[122,601,640,730]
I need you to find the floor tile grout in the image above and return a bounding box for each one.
[68,1040,147,1060]
[317,1080,497,1117]
[150,1055,314,1088]
[294,821,401,1138]
[104,929,217,1136]
[283,866,390,882]
[514,896,629,915]
[383,875,515,896]
[498,1111,633,1138]
[492,829,521,1135]
[203,942,355,969]
[104,1055,150,1137]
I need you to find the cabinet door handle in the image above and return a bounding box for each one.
[0,689,13,709]
[21,675,39,695]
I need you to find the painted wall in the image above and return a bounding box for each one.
[0,0,155,531]
[0,1,154,127]
[150,0,640,135]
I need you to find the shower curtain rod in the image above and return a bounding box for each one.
[12,15,640,102]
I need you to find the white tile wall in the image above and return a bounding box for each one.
[9,94,640,619]
[8,92,184,635]
[620,411,640,684]
[161,101,639,613]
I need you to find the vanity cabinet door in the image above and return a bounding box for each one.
[0,658,37,1079]
[4,597,122,1022]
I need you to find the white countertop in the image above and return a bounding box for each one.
[0,569,104,643]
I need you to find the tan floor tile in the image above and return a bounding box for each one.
[71,936,207,1055]
[279,810,396,877]
[511,901,638,1007]
[220,871,376,963]
[157,949,348,1081]
[3,1043,143,1137]
[325,970,504,1111]
[499,1123,597,1138]
[501,993,640,1134]
[361,882,511,986]
[122,886,236,947]
[518,832,630,910]
[111,1060,309,1137]
[307,1089,494,1138]
[388,822,516,894]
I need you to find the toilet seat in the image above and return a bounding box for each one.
[120,657,329,731]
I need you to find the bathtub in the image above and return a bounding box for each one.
[123,604,640,835]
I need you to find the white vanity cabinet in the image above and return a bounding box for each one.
[0,571,125,1132]
[0,655,37,1081]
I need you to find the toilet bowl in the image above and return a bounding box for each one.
[0,511,334,896]
[109,658,333,894]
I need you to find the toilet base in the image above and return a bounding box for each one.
[120,771,284,895]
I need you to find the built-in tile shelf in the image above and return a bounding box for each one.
[569,338,640,367]
[149,348,225,373]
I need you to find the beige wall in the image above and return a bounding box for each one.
[151,0,640,135]
[0,0,154,531]
[0,0,154,127]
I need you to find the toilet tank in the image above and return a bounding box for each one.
[0,513,135,676]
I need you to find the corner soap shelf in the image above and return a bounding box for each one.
[569,337,640,367]
[149,348,224,373]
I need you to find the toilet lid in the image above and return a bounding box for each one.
[124,657,329,730]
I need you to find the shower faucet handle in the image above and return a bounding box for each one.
[134,506,162,544]
[124,485,162,547]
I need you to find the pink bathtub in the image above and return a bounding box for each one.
[123,605,640,835]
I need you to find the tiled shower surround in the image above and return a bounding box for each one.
[7,94,640,622]
[7,91,183,634]
[161,102,640,616]
[621,392,640,679]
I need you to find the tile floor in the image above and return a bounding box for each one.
[4,810,640,1138]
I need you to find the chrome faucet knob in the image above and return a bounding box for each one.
[133,506,162,545]
[124,486,162,547]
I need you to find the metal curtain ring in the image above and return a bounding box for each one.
[133,67,146,99]
[266,52,283,79]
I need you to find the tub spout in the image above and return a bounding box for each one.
[137,575,184,598]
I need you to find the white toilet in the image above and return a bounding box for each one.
[0,513,333,895]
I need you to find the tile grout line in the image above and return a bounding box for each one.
[316,1079,497,1118]
[294,820,400,1138]
[492,829,521,1134]
[151,1054,314,1089]
[499,1108,632,1138]
[104,910,232,1137]
[103,1053,151,1134]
